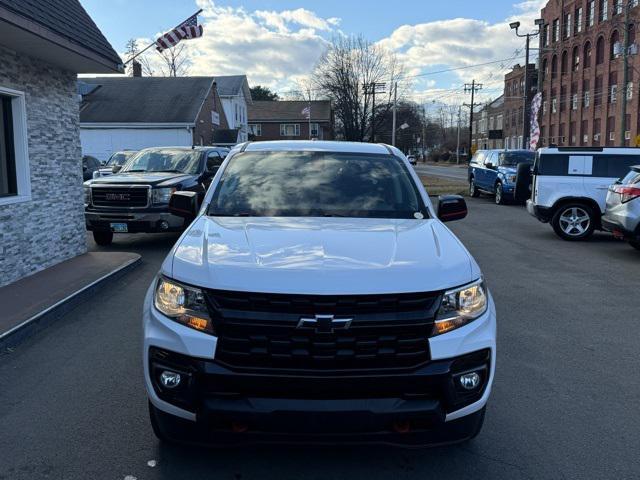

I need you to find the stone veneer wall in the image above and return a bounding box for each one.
[0,45,86,287]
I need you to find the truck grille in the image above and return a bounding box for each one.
[91,186,149,208]
[207,290,442,373]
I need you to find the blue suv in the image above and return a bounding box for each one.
[468,149,535,204]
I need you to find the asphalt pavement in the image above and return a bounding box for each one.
[414,162,468,181]
[1,200,639,480]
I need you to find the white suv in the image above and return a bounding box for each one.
[143,141,496,447]
[526,147,640,240]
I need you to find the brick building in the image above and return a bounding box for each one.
[471,95,505,149]
[248,101,334,141]
[539,0,640,147]
[504,64,538,148]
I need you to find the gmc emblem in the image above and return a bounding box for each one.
[105,193,130,201]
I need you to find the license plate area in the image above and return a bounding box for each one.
[110,222,128,233]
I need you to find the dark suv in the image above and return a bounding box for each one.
[468,150,535,204]
[84,146,228,245]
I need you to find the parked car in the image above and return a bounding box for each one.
[407,154,417,165]
[144,140,496,447]
[82,155,101,181]
[526,147,640,240]
[84,146,228,246]
[602,165,640,250]
[468,149,535,204]
[93,150,137,178]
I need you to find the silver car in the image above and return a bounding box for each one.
[602,165,640,251]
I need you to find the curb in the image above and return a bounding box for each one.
[0,255,141,352]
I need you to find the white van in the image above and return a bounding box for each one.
[526,147,640,240]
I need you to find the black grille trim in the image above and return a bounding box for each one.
[91,185,150,208]
[206,290,442,374]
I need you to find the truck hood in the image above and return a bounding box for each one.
[165,216,479,295]
[88,172,194,187]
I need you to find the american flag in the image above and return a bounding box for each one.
[155,14,203,52]
[301,106,311,119]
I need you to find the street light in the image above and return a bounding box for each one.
[510,18,543,150]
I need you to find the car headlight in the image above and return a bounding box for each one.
[152,187,176,204]
[84,186,91,206]
[433,279,487,336]
[154,277,214,334]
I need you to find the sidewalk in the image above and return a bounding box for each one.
[0,251,140,350]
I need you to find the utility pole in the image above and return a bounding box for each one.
[363,82,386,143]
[510,19,543,149]
[392,82,398,146]
[464,80,482,158]
[621,1,631,145]
[456,105,462,164]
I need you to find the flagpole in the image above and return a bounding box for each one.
[123,9,203,65]
[308,101,311,140]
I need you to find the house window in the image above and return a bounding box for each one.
[543,101,548,114]
[600,0,608,21]
[596,36,605,64]
[552,97,558,113]
[310,123,320,137]
[614,0,623,15]
[553,19,560,42]
[611,84,618,103]
[249,123,262,136]
[572,93,579,110]
[627,81,634,100]
[543,24,549,46]
[280,124,300,136]
[584,90,591,107]
[576,7,583,32]
[496,114,503,129]
[0,87,30,205]
[584,41,592,67]
[588,1,596,26]
[564,12,572,38]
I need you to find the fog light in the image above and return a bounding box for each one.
[159,370,181,389]
[159,220,169,231]
[459,372,481,390]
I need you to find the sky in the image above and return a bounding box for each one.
[80,0,546,108]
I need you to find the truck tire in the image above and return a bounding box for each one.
[551,203,596,241]
[93,231,113,246]
[514,162,532,204]
[469,178,480,197]
[494,182,507,205]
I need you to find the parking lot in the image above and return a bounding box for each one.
[0,197,638,480]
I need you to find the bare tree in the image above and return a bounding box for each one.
[312,35,406,141]
[124,38,155,76]
[156,43,190,77]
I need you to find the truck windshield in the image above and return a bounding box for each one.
[499,151,535,166]
[121,149,201,174]
[106,152,136,167]
[208,151,429,219]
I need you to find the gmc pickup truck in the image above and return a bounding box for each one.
[144,141,496,447]
[83,146,228,245]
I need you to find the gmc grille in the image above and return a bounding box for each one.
[207,290,442,373]
[91,186,150,208]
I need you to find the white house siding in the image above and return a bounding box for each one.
[80,127,193,161]
[220,91,248,143]
[0,46,86,287]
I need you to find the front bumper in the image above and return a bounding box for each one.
[85,210,186,233]
[526,200,552,223]
[142,284,496,445]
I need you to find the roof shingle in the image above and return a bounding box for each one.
[0,0,121,66]
[79,77,215,124]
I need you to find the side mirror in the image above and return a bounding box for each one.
[437,195,467,222]
[485,162,495,169]
[169,191,199,220]
[112,165,122,174]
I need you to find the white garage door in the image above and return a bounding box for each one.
[80,128,193,161]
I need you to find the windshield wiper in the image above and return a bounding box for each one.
[155,169,184,173]
[123,169,147,172]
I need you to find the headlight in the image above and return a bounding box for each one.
[508,175,517,183]
[433,279,487,336]
[152,187,176,204]
[154,277,214,334]
[84,186,91,206]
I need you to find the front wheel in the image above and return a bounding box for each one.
[469,179,480,198]
[92,230,113,246]
[494,182,506,205]
[630,240,640,250]
[551,204,596,241]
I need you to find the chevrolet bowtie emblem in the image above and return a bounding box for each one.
[297,314,353,333]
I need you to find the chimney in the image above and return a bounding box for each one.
[132,60,142,77]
